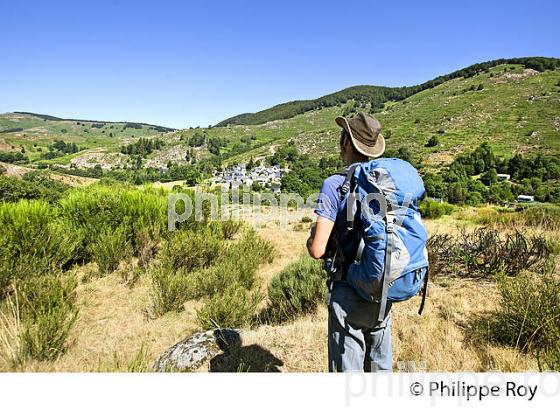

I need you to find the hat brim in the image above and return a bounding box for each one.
[335,116,385,158]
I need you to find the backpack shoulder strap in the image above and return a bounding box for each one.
[336,164,358,201]
[335,164,359,231]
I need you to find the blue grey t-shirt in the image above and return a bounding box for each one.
[314,165,362,271]
[315,163,362,221]
[315,174,346,222]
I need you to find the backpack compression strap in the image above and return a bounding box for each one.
[417,268,429,315]
[377,216,394,322]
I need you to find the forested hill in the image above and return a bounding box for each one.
[216,57,560,127]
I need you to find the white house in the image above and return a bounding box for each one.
[516,195,535,203]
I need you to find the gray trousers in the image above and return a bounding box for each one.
[328,281,392,372]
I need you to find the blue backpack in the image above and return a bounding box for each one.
[337,158,429,321]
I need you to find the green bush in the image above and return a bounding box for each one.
[17,274,79,361]
[220,219,243,240]
[148,227,230,316]
[59,185,166,257]
[0,174,68,203]
[425,135,439,147]
[88,223,132,275]
[0,201,80,294]
[158,228,223,273]
[493,270,560,370]
[266,257,325,323]
[419,199,456,219]
[515,205,560,230]
[483,205,560,231]
[148,264,193,317]
[197,284,263,330]
[194,229,274,297]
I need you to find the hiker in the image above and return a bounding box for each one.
[306,112,429,372]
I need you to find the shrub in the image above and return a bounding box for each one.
[17,274,79,361]
[493,270,560,370]
[59,185,166,261]
[197,284,263,330]
[158,228,223,273]
[478,205,560,231]
[300,216,313,223]
[419,199,456,219]
[428,228,555,277]
[220,219,243,240]
[148,264,193,317]
[194,229,274,297]
[425,135,439,147]
[137,227,160,271]
[0,174,68,203]
[0,201,80,294]
[148,227,229,316]
[88,223,132,275]
[266,257,325,323]
[514,205,560,230]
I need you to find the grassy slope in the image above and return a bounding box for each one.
[219,64,560,167]
[376,64,560,162]
[0,112,172,162]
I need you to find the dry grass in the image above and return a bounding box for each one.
[194,279,536,372]
[0,291,22,368]
[0,211,542,372]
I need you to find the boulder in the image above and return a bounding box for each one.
[153,328,242,372]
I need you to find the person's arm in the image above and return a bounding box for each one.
[306,216,335,259]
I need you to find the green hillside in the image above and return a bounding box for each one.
[0,112,174,162]
[206,64,558,170]
[1,59,559,189]
[216,57,560,126]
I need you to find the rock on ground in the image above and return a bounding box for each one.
[153,328,242,372]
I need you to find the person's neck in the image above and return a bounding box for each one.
[344,154,367,166]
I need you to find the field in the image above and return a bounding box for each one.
[1,182,558,372]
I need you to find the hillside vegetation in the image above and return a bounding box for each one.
[1,179,558,371]
[1,58,559,191]
[216,57,560,126]
[0,112,174,163]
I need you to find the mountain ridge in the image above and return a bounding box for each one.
[11,111,176,131]
[216,57,560,127]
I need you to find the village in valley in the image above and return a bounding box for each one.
[210,163,284,193]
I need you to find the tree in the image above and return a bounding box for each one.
[447,182,469,204]
[474,158,486,174]
[246,156,255,171]
[425,135,439,147]
[480,168,498,186]
[486,182,514,204]
[423,173,447,199]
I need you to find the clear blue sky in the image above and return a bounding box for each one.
[1,0,559,128]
